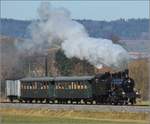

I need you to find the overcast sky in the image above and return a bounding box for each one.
[1,1,149,21]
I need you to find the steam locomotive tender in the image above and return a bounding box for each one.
[6,70,139,105]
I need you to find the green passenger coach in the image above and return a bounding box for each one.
[54,76,93,103]
[13,76,94,103]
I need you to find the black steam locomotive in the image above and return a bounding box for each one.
[6,69,139,105]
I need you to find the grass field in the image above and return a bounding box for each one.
[136,100,150,106]
[0,108,149,124]
[1,115,148,124]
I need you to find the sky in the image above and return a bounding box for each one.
[1,1,149,21]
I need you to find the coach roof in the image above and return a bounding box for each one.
[20,76,94,82]
[20,77,54,82]
[54,76,94,81]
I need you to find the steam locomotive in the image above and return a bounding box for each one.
[6,69,139,105]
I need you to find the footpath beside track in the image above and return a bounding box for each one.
[1,103,150,113]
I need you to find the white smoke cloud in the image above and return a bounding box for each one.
[24,2,130,69]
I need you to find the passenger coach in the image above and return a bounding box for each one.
[6,76,94,103]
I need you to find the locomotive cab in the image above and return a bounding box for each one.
[93,72,111,104]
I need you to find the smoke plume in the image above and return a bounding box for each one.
[23,2,130,69]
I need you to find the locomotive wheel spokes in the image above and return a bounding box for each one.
[19,99,22,103]
[90,101,93,104]
[40,100,43,103]
[45,99,48,104]
[9,98,13,102]
[52,100,54,104]
[29,100,32,103]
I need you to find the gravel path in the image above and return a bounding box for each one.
[1,103,149,113]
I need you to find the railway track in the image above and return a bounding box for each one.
[1,103,149,113]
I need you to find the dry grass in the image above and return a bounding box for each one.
[0,108,149,123]
[136,100,150,106]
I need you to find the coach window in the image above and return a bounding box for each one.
[58,83,60,89]
[42,82,44,90]
[42,83,44,89]
[81,84,84,90]
[68,83,71,89]
[78,82,80,89]
[46,82,48,89]
[55,83,58,89]
[64,82,66,89]
[32,83,34,90]
[74,82,77,89]
[40,83,43,90]
[56,83,58,89]
[57,83,62,89]
[47,82,49,89]
[58,82,61,89]
[35,82,37,89]
[71,82,73,89]
[57,83,59,89]
[61,83,64,89]
[43,82,45,89]
[59,82,61,89]
[44,82,47,89]
[45,82,47,89]
[29,83,31,90]
[84,84,88,89]
[66,82,69,89]
[26,85,28,90]
[23,85,26,90]
[27,85,29,90]
[28,84,30,90]
[76,82,78,89]
[25,85,27,90]
[32,82,35,89]
[58,83,61,89]
[22,84,23,89]
[74,82,76,89]
[21,84,24,89]
[63,83,65,89]
[77,82,80,89]
[30,83,32,90]
[62,83,65,89]
[25,84,27,89]
[29,84,31,90]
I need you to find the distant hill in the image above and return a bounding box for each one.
[1,19,31,38]
[1,18,149,39]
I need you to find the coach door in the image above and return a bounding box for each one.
[48,81,55,98]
